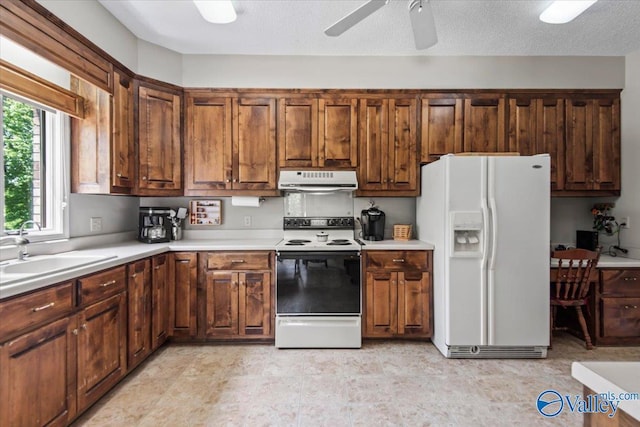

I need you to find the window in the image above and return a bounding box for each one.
[1,93,69,241]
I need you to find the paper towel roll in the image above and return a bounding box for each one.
[231,196,263,207]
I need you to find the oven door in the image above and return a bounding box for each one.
[276,251,361,315]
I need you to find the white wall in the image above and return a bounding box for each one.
[182,55,624,89]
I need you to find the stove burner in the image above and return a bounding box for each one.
[327,239,351,246]
[288,239,311,244]
[285,242,305,246]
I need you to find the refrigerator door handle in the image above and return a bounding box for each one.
[480,198,490,345]
[489,196,498,271]
[487,157,498,345]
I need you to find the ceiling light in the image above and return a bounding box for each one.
[194,0,237,24]
[539,0,597,24]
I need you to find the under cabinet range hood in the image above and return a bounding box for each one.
[278,170,358,192]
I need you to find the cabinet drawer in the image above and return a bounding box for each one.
[601,297,640,338]
[205,252,272,270]
[600,269,640,297]
[0,281,74,340]
[78,266,127,306]
[365,251,429,271]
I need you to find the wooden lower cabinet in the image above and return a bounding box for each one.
[127,258,152,369]
[169,252,198,339]
[199,252,273,339]
[363,251,432,338]
[76,292,127,412]
[594,268,640,346]
[0,317,76,427]
[151,254,169,350]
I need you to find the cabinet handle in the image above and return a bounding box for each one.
[72,329,79,335]
[100,279,117,287]
[624,305,638,309]
[392,259,405,263]
[154,266,161,270]
[142,176,147,180]
[231,259,245,263]
[81,323,87,330]
[131,273,137,278]
[178,260,190,264]
[116,172,122,177]
[623,277,638,281]
[32,302,55,312]
[226,179,231,183]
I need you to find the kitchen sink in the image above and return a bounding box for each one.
[0,253,117,285]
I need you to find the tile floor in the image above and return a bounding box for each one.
[72,333,640,427]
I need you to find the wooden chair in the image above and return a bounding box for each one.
[550,248,601,350]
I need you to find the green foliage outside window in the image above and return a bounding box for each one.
[3,97,34,230]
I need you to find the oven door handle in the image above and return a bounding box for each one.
[277,251,360,261]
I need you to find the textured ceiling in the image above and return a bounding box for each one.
[97,0,640,56]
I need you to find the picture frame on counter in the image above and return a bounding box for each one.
[189,200,222,225]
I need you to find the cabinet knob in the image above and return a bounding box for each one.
[131,273,137,278]
[116,172,122,177]
[233,179,238,183]
[226,179,231,183]
[81,323,87,330]
[623,277,638,281]
[154,266,161,270]
[142,176,147,181]
[624,305,638,309]
[72,329,79,335]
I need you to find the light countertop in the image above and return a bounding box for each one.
[572,361,640,420]
[551,254,640,268]
[359,239,435,250]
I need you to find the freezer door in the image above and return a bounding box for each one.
[445,156,488,346]
[487,156,550,346]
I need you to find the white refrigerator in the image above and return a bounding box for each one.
[417,155,550,358]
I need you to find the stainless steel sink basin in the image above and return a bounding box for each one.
[0,253,117,285]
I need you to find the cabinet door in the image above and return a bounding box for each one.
[127,259,151,368]
[278,97,318,168]
[463,97,506,153]
[601,297,640,338]
[151,254,169,350]
[388,98,418,192]
[318,98,358,167]
[184,95,233,193]
[592,98,620,192]
[239,272,272,337]
[138,85,182,194]
[77,293,127,412]
[202,270,239,337]
[111,70,135,192]
[70,76,112,194]
[0,317,76,427]
[565,99,593,191]
[397,271,431,336]
[420,97,463,163]
[233,98,277,190]
[358,98,389,191]
[169,252,198,338]
[507,97,564,191]
[536,98,565,191]
[364,271,397,337]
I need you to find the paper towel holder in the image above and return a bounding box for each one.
[231,196,265,207]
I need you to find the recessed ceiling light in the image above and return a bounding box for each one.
[194,0,237,24]
[539,0,598,24]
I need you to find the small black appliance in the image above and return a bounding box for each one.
[361,205,385,241]
[138,207,172,243]
[576,230,599,251]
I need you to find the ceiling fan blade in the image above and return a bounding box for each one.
[409,0,438,50]
[325,0,388,37]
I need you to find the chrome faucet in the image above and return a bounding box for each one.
[14,220,42,260]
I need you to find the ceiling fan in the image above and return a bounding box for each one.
[324,0,438,50]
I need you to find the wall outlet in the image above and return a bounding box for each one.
[243,216,251,227]
[621,216,630,229]
[90,217,103,232]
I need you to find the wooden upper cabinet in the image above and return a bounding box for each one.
[137,84,182,195]
[184,95,233,193]
[318,98,358,168]
[463,96,507,153]
[420,97,463,163]
[358,97,418,195]
[508,97,565,191]
[233,97,277,190]
[278,97,318,168]
[565,97,620,193]
[111,70,135,191]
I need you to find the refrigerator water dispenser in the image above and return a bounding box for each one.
[451,211,483,257]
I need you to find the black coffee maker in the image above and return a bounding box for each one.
[361,204,385,241]
[138,207,172,243]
